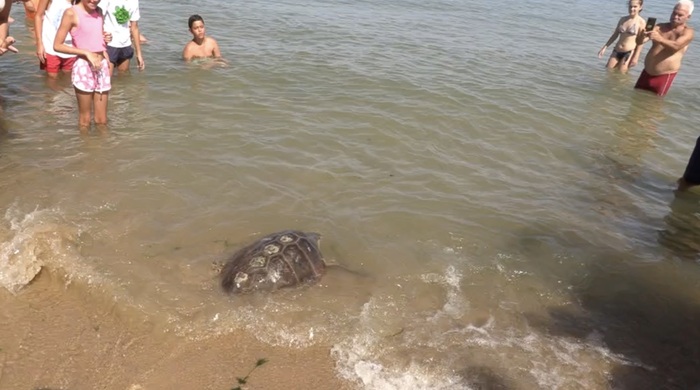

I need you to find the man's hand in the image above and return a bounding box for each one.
[646,30,662,42]
[36,43,46,63]
[136,54,145,70]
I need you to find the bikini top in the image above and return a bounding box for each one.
[619,22,638,35]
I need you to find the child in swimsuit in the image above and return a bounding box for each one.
[53,0,111,132]
[598,0,647,73]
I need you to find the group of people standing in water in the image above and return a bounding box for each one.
[599,0,694,97]
[0,0,145,130]
[599,0,699,190]
[0,0,222,132]
[0,0,698,191]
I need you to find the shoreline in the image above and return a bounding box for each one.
[0,270,355,390]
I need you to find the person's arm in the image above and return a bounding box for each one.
[54,8,78,55]
[130,21,144,69]
[629,27,650,67]
[23,0,37,14]
[629,45,643,67]
[599,30,620,57]
[599,18,623,58]
[635,24,651,46]
[34,0,50,63]
[129,2,144,70]
[648,27,695,52]
[212,38,221,58]
[97,6,110,62]
[182,42,193,61]
[0,0,13,55]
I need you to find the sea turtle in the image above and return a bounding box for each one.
[220,230,326,294]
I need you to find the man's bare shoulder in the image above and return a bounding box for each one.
[671,23,694,38]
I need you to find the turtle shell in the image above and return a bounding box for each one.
[220,230,326,294]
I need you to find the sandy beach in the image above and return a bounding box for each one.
[0,270,355,390]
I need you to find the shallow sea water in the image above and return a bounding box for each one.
[2,0,700,388]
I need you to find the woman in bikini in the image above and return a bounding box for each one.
[53,0,111,132]
[598,0,647,73]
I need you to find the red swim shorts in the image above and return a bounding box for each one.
[40,54,77,74]
[634,69,677,97]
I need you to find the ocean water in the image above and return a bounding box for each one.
[3,0,700,388]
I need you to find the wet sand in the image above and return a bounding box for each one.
[0,271,355,390]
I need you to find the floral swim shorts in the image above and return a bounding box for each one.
[71,57,111,93]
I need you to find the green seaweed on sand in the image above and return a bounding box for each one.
[230,358,268,390]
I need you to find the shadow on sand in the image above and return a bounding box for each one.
[526,245,700,389]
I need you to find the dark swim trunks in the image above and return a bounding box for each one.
[634,69,677,97]
[682,136,700,185]
[613,50,632,62]
[106,45,134,66]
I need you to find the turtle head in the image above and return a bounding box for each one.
[306,232,322,246]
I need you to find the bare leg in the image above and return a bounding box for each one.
[75,88,93,133]
[116,58,131,75]
[93,91,109,126]
[606,53,619,69]
[619,58,631,74]
[45,73,61,91]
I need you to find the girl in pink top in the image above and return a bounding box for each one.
[54,0,111,132]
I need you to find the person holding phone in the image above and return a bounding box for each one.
[630,0,695,96]
[598,0,647,73]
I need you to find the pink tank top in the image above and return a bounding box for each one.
[70,5,106,53]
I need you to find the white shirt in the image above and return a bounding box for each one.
[101,0,141,49]
[42,0,74,58]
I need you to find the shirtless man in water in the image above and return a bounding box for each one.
[630,0,694,96]
[182,14,222,62]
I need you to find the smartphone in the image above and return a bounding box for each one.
[646,17,657,32]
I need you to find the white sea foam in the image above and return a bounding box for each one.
[0,203,91,293]
[331,333,469,390]
[331,267,471,390]
[0,205,55,293]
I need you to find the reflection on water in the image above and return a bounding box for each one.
[613,94,664,163]
[659,192,700,261]
[601,93,665,183]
